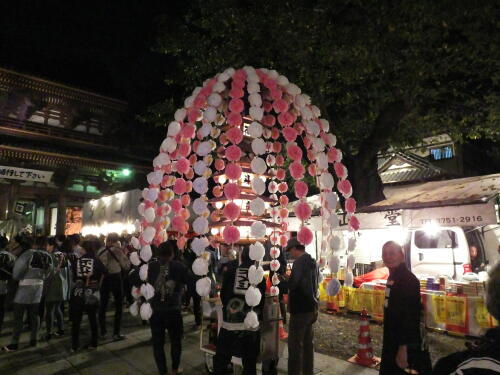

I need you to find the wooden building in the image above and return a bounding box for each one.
[0,67,152,236]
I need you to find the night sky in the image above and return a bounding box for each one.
[0,2,178,115]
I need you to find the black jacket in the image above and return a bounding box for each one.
[288,253,319,314]
[433,327,500,375]
[70,255,106,304]
[146,259,188,313]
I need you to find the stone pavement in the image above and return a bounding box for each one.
[0,311,377,375]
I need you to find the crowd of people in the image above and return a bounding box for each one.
[0,232,499,375]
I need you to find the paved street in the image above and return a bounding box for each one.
[0,311,377,375]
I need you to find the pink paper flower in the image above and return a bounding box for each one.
[345,197,357,213]
[177,236,186,249]
[278,112,295,127]
[276,155,285,166]
[176,157,190,174]
[290,161,305,179]
[287,144,303,161]
[338,179,352,196]
[334,162,347,180]
[307,150,315,161]
[279,195,289,206]
[227,112,243,127]
[273,98,289,113]
[213,186,223,197]
[271,128,280,140]
[270,88,283,100]
[303,137,312,149]
[349,216,360,231]
[215,159,225,171]
[173,178,187,195]
[226,127,243,144]
[225,163,242,180]
[276,168,286,180]
[223,202,241,221]
[262,114,276,127]
[278,182,288,193]
[297,226,313,245]
[279,208,289,218]
[225,145,242,161]
[294,181,308,198]
[178,143,191,157]
[229,87,244,98]
[224,183,241,200]
[232,79,245,89]
[328,147,342,163]
[283,127,298,142]
[308,164,316,177]
[295,202,312,221]
[171,199,182,213]
[263,102,273,112]
[273,142,282,153]
[193,95,206,108]
[187,109,201,123]
[229,98,244,113]
[181,194,191,207]
[223,225,240,243]
[263,77,277,89]
[172,215,185,232]
[181,124,196,139]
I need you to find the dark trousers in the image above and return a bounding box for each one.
[71,303,98,350]
[214,328,260,375]
[150,310,183,374]
[98,274,123,335]
[11,303,39,345]
[288,311,317,375]
[186,281,202,325]
[0,294,5,333]
[45,300,64,334]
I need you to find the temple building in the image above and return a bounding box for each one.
[0,67,152,237]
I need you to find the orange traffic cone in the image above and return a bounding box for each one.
[278,320,288,340]
[348,309,380,367]
[265,274,272,295]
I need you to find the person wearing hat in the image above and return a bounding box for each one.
[285,238,319,375]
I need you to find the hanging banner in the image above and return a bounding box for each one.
[0,165,53,183]
[403,203,497,228]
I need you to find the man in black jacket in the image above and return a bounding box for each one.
[380,241,431,375]
[433,261,500,375]
[286,238,319,375]
[147,241,188,375]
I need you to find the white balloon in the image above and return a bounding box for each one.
[130,251,140,266]
[248,265,264,285]
[244,310,259,330]
[140,302,152,320]
[196,277,211,297]
[193,198,208,215]
[140,245,152,262]
[249,242,265,261]
[129,301,139,316]
[193,216,209,235]
[319,173,334,190]
[250,221,266,238]
[251,138,266,155]
[251,157,267,175]
[249,197,266,216]
[143,227,156,244]
[140,283,155,300]
[139,264,148,281]
[167,121,181,137]
[144,207,155,223]
[192,257,209,276]
[251,177,266,195]
[191,237,209,256]
[249,106,264,121]
[245,286,262,307]
[193,177,208,194]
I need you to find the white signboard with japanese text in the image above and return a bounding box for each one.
[355,210,403,230]
[0,166,53,183]
[403,203,498,228]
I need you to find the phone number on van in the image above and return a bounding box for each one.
[420,216,483,225]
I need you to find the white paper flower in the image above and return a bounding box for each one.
[327,278,341,296]
[192,257,209,276]
[145,188,159,202]
[144,207,155,223]
[347,254,356,269]
[245,286,262,307]
[251,157,267,175]
[194,161,207,176]
[319,173,334,190]
[249,106,264,121]
[348,237,357,252]
[294,94,307,108]
[247,82,260,93]
[266,155,276,166]
[270,259,280,272]
[268,181,278,194]
[249,241,265,261]
[139,264,148,281]
[319,119,330,132]
[140,302,152,320]
[328,213,339,228]
[130,251,140,266]
[161,137,177,153]
[270,247,280,259]
[193,216,209,235]
[244,310,259,330]
[301,106,313,120]
[269,286,279,296]
[191,237,209,256]
[193,198,208,215]
[153,153,169,168]
[196,277,211,297]
[203,107,217,123]
[277,75,289,86]
[251,138,266,155]
[248,265,264,285]
[167,121,181,137]
[329,236,342,251]
[140,283,155,300]
[131,237,140,250]
[138,202,145,216]
[345,270,354,288]
[143,226,156,244]
[250,221,266,238]
[208,93,222,107]
[251,177,266,195]
[329,134,338,148]
[184,95,194,108]
[140,245,152,262]
[193,177,208,195]
[248,121,263,138]
[199,123,212,138]
[286,83,301,95]
[248,93,262,107]
[196,141,212,156]
[312,138,326,153]
[324,192,338,211]
[329,255,340,273]
[130,301,139,316]
[174,108,186,122]
[305,120,320,137]
[272,273,280,286]
[213,81,226,93]
[316,152,328,171]
[250,197,266,216]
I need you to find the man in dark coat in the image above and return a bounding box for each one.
[380,241,431,375]
[433,262,500,374]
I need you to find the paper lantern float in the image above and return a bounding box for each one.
[131,66,359,323]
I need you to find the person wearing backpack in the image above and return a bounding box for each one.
[3,235,53,351]
[97,232,130,341]
[69,240,105,351]
[44,237,71,340]
[0,235,16,335]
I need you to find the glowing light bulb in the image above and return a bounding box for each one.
[215,201,223,209]
[219,175,227,185]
